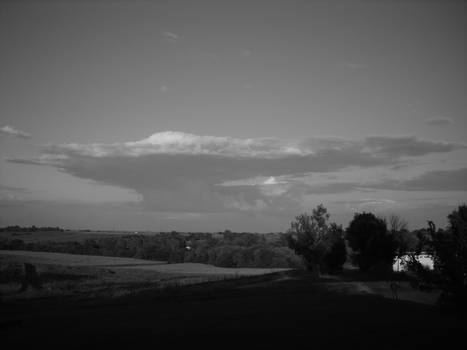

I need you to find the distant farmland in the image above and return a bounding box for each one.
[0,250,290,275]
[0,250,291,301]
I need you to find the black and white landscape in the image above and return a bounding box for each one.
[0,1,466,348]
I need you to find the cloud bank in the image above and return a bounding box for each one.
[7,131,466,213]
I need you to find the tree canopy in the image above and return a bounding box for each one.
[345,212,396,273]
[416,205,467,309]
[286,204,346,277]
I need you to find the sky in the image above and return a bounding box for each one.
[0,0,466,232]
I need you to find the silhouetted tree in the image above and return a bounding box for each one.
[322,224,347,273]
[412,205,467,310]
[346,212,396,273]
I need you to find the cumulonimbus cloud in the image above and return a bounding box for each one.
[6,131,466,212]
[0,125,31,139]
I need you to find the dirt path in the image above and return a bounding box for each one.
[235,271,439,305]
[318,276,439,305]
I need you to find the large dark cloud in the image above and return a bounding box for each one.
[6,132,466,212]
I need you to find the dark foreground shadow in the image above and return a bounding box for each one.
[1,270,465,349]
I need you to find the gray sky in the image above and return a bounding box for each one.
[1,0,466,232]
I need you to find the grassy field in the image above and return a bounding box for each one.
[0,250,438,304]
[0,250,461,348]
[0,250,290,301]
[0,246,454,348]
[1,268,464,349]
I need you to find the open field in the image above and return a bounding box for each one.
[0,251,457,349]
[0,250,291,300]
[0,250,438,304]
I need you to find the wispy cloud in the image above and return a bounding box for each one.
[0,125,31,139]
[376,168,467,192]
[297,167,467,195]
[162,31,180,43]
[363,135,460,157]
[6,131,465,213]
[425,116,453,126]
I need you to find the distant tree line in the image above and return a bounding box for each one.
[0,231,303,269]
[0,225,64,232]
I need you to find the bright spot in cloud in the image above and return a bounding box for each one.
[263,176,287,185]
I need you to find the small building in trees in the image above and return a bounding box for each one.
[393,253,434,272]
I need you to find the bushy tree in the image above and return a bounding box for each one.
[286,204,347,277]
[346,212,396,273]
[322,224,347,273]
[409,205,467,309]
